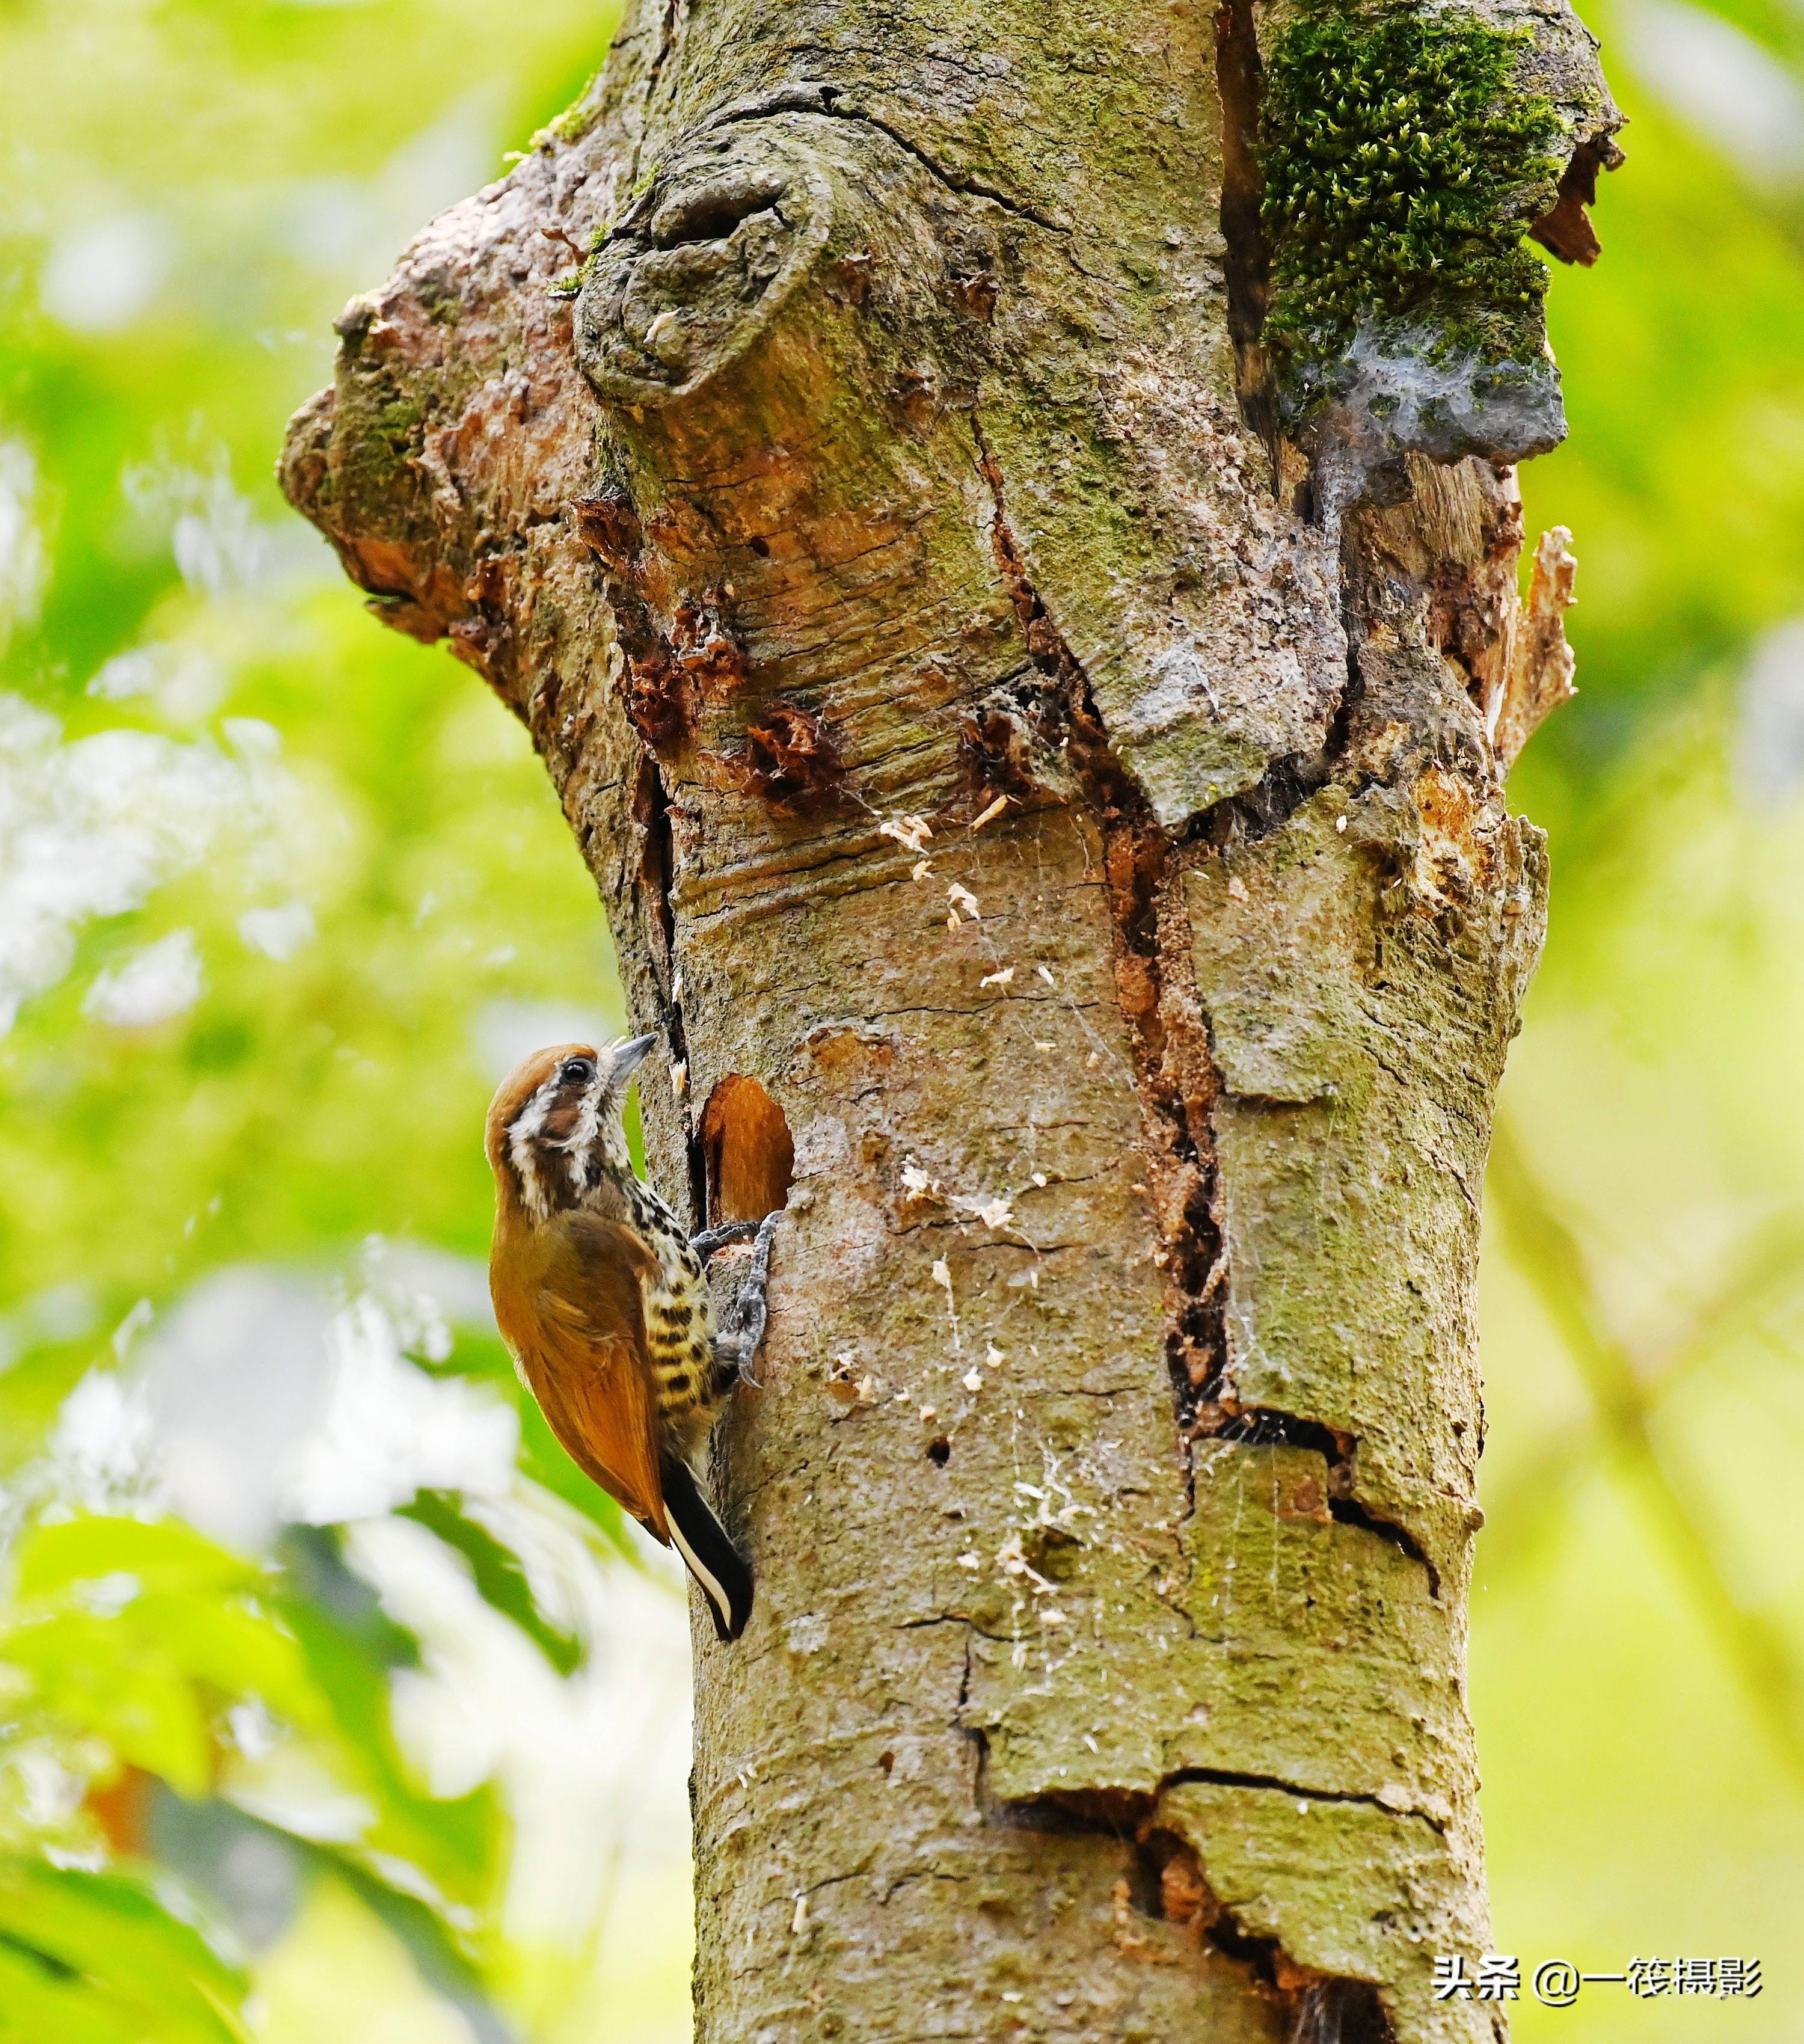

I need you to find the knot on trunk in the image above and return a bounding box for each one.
[575,130,834,405]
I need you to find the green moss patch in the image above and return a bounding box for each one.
[1260,8,1562,374]
[533,70,603,152]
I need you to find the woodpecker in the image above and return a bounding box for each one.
[485,1036,778,1641]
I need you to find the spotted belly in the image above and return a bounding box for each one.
[646,1269,720,1446]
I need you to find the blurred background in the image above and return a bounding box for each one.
[0,1,1799,2038]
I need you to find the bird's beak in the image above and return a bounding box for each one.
[611,1032,658,1078]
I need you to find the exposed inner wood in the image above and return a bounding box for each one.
[702,1073,796,1226]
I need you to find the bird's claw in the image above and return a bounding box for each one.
[718,1209,782,1386]
[690,1219,762,1261]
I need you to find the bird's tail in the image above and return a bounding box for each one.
[660,1459,753,1642]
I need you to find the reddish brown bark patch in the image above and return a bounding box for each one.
[572,488,645,571]
[739,701,846,812]
[672,598,751,693]
[960,705,1040,805]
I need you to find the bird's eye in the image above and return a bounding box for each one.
[560,1057,596,1085]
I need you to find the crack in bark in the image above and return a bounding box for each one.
[1158,1766,1444,1832]
[627,0,684,188]
[998,1773,1407,2040]
[711,88,1072,235]
[969,420,1230,1511]
[1212,0,1278,461]
[960,432,1444,1622]
[631,750,707,1222]
[1188,1405,1442,1598]
[1010,1764,1445,1841]
[1178,635,1364,861]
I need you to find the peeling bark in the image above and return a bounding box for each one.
[280,3,1613,2037]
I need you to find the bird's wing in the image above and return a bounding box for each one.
[506,1211,670,1541]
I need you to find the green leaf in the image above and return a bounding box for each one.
[0,1858,247,2044]
[274,1525,421,1672]
[0,1939,141,2044]
[400,1490,583,1675]
[305,1843,517,2039]
[5,1517,337,1794]
[2,1611,215,1794]
[13,1515,260,1604]
[2,1516,503,1916]
[270,1597,500,1920]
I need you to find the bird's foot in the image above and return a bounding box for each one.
[690,1219,762,1262]
[717,1209,782,1389]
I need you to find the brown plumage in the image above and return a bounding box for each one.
[495,1197,669,1532]
[485,1037,773,1640]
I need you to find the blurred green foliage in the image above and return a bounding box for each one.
[0,1855,247,2044]
[1488,0,1804,2022]
[1,0,1802,2039]
[0,4,634,2038]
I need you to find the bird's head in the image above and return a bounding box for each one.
[485,1033,656,1219]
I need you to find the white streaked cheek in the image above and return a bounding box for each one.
[509,1085,556,1221]
[563,1084,604,1194]
[593,1085,638,1180]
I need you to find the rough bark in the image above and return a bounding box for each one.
[280,4,1615,2039]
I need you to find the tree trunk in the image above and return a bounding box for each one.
[281,4,1619,2038]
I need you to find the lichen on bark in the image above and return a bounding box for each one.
[278,2,1613,2037]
